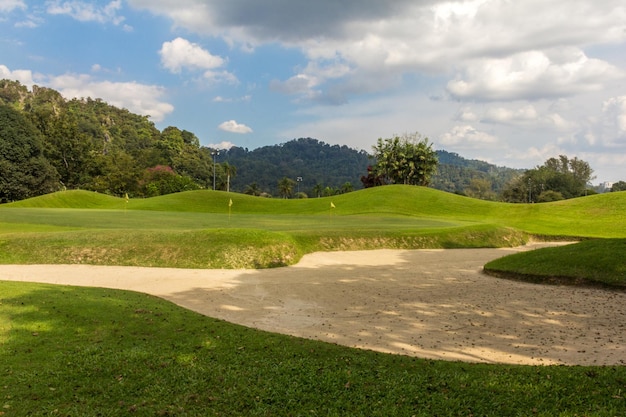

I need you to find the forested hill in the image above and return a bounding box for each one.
[433,150,524,198]
[222,139,371,195]
[1,79,523,200]
[222,143,523,197]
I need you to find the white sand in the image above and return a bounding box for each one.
[2,243,624,366]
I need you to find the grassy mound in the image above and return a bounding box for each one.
[2,187,625,269]
[484,239,626,289]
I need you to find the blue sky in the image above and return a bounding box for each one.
[1,0,625,183]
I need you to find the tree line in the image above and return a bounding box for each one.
[0,79,617,202]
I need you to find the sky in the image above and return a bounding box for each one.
[1,0,625,183]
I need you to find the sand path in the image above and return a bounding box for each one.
[2,244,625,366]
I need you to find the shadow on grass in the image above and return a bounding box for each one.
[2,278,626,416]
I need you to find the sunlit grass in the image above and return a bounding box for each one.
[2,281,625,416]
[2,186,625,269]
[484,239,626,288]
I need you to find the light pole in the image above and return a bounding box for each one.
[212,150,220,190]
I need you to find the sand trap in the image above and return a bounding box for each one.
[2,243,624,366]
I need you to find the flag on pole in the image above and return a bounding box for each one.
[125,193,129,203]
[330,202,335,208]
[229,198,233,207]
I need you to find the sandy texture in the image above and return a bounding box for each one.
[2,244,625,366]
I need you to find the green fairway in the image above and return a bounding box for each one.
[1,186,625,268]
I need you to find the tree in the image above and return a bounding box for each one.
[360,165,385,188]
[312,183,323,198]
[463,178,496,200]
[277,177,295,198]
[222,161,237,192]
[341,182,354,193]
[0,105,59,201]
[500,155,595,202]
[244,182,262,196]
[611,181,626,192]
[371,132,438,186]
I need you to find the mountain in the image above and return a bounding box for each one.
[222,138,371,195]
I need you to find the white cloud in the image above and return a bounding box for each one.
[602,96,626,135]
[439,125,499,148]
[46,0,126,26]
[160,37,224,73]
[0,0,25,12]
[159,37,236,84]
[47,73,174,121]
[0,64,36,86]
[479,104,573,130]
[447,49,624,101]
[207,141,236,150]
[213,95,251,103]
[129,0,626,106]
[218,120,253,134]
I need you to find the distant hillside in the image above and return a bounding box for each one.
[222,141,524,198]
[223,138,371,195]
[433,150,524,198]
[1,78,524,200]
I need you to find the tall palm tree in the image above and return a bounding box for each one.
[278,177,295,199]
[222,162,237,192]
[312,183,323,198]
[244,182,261,196]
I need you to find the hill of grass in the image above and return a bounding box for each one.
[6,186,626,237]
[2,186,624,270]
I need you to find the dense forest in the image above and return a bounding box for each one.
[3,78,596,202]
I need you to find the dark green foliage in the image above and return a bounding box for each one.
[225,138,371,196]
[0,104,59,201]
[432,150,523,198]
[502,155,595,203]
[3,79,577,202]
[371,132,438,186]
[611,181,626,192]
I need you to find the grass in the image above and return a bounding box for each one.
[2,187,625,269]
[2,187,626,415]
[0,188,536,268]
[3,281,626,416]
[484,239,626,289]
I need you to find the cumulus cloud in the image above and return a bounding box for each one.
[160,37,224,73]
[159,37,236,84]
[47,73,174,121]
[129,0,626,104]
[0,64,36,86]
[46,0,126,26]
[447,49,624,101]
[439,125,499,148]
[602,96,626,135]
[218,120,253,134]
[0,0,25,12]
[207,141,236,150]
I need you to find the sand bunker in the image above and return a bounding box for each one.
[2,244,624,366]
